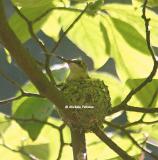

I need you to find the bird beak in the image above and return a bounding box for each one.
[56,56,72,64]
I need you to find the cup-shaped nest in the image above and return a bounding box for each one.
[59,79,111,131]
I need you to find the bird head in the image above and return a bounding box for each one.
[57,56,89,80]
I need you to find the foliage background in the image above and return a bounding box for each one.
[0,0,158,160]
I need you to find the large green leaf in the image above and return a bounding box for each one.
[9,0,62,42]
[100,4,158,81]
[59,3,158,79]
[126,79,158,107]
[60,10,110,69]
[86,132,141,160]
[126,113,158,146]
[22,143,49,160]
[41,10,61,41]
[103,4,158,47]
[0,116,145,160]
[111,18,149,56]
[89,72,158,108]
[12,82,53,140]
[11,0,52,8]
[132,0,158,7]
[9,6,50,43]
[0,113,11,134]
[0,118,66,160]
[12,97,53,141]
[99,15,156,81]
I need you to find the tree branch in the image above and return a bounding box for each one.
[111,0,158,112]
[92,126,134,160]
[70,128,87,160]
[108,104,158,115]
[5,115,59,130]
[0,67,43,105]
[51,4,89,54]
[142,0,158,63]
[0,92,42,105]
[12,4,55,83]
[104,121,158,160]
[0,136,39,160]
[4,116,70,160]
[56,123,67,160]
[0,0,72,122]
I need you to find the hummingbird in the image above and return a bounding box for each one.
[57,56,90,81]
[56,56,111,130]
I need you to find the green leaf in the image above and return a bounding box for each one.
[12,82,38,112]
[86,132,141,160]
[0,117,66,160]
[103,4,158,47]
[61,145,73,160]
[60,10,110,69]
[22,143,49,160]
[0,113,11,134]
[63,126,71,144]
[9,7,50,43]
[12,82,53,140]
[147,124,158,141]
[12,97,53,141]
[126,113,158,143]
[132,0,158,7]
[11,0,52,8]
[9,0,62,42]
[111,18,149,55]
[41,10,61,41]
[99,15,155,81]
[13,99,53,141]
[126,79,158,107]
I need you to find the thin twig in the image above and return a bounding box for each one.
[109,89,158,129]
[13,5,55,83]
[92,126,135,160]
[108,88,158,115]
[32,8,54,23]
[108,104,158,115]
[0,136,39,160]
[124,119,158,128]
[111,0,158,111]
[0,94,23,105]
[4,115,71,160]
[0,92,43,106]
[51,4,89,54]
[138,88,158,122]
[104,121,158,160]
[123,89,158,128]
[6,116,59,130]
[142,0,157,63]
[119,63,157,105]
[8,115,69,160]
[56,123,66,160]
[0,68,43,105]
[0,68,23,92]
[13,5,49,54]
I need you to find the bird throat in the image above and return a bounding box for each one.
[67,70,89,81]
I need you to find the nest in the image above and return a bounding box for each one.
[59,79,111,131]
